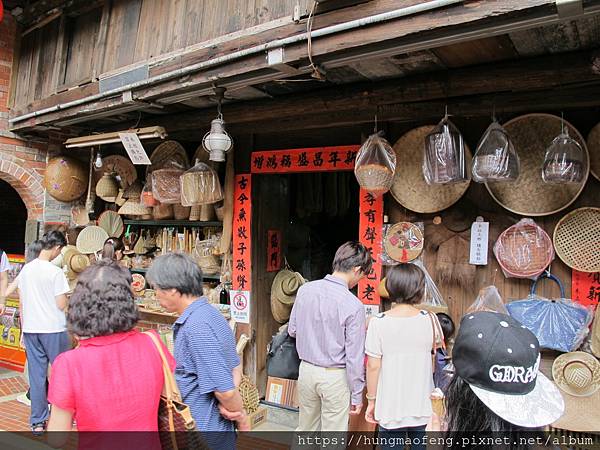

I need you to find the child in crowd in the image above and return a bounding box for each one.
[434,312,455,392]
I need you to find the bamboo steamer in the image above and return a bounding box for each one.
[486,114,589,216]
[389,126,471,213]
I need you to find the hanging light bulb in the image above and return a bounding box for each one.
[203,87,233,162]
[94,149,103,169]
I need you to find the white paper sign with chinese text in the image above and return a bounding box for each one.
[119,133,151,165]
[469,221,489,265]
[230,290,251,324]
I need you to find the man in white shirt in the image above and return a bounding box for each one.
[1,231,70,435]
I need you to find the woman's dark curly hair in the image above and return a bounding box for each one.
[67,259,139,337]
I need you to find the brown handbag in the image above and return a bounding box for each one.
[144,332,207,450]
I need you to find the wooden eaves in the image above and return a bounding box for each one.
[8,0,600,132]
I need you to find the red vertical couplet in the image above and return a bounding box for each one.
[572,270,600,308]
[358,189,383,305]
[232,174,252,292]
[266,230,282,272]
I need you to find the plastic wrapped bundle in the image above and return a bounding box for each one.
[466,286,509,315]
[141,180,159,207]
[180,161,224,206]
[493,218,554,279]
[542,129,586,183]
[354,132,396,197]
[472,120,519,182]
[507,273,592,352]
[151,168,183,204]
[423,116,468,184]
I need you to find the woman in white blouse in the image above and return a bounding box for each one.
[364,264,441,450]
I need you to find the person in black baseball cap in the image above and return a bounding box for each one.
[445,311,564,432]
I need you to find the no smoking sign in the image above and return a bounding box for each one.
[230,290,251,324]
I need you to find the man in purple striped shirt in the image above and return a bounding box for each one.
[288,241,372,432]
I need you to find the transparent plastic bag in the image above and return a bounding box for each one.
[466,286,508,315]
[151,168,183,204]
[413,260,449,314]
[493,218,554,279]
[180,161,224,206]
[472,120,519,182]
[423,115,468,184]
[506,273,593,352]
[141,180,159,207]
[542,127,586,184]
[354,131,396,197]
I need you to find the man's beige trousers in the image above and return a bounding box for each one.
[296,361,350,432]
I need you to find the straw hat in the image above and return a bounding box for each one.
[270,270,305,323]
[63,247,90,279]
[486,114,589,216]
[118,199,152,216]
[389,126,471,214]
[552,351,600,397]
[76,226,109,254]
[585,121,600,181]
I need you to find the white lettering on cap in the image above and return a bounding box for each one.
[488,355,540,384]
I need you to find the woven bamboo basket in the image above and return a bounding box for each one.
[152,203,174,220]
[494,221,554,278]
[146,141,190,175]
[152,169,183,204]
[553,207,600,273]
[585,122,600,181]
[44,156,88,202]
[95,173,119,202]
[180,169,224,206]
[123,180,143,199]
[355,164,394,197]
[94,155,137,189]
[173,204,191,220]
[486,114,589,216]
[189,206,201,221]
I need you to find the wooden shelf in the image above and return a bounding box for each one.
[123,219,222,227]
[130,267,221,280]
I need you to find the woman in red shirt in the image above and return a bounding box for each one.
[47,259,175,448]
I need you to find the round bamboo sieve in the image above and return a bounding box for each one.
[553,207,600,273]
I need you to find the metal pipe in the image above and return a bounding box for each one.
[10,0,463,124]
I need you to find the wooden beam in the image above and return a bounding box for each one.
[10,0,562,129]
[135,50,600,133]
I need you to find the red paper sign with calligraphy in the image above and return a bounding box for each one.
[572,270,600,308]
[358,188,383,305]
[232,174,252,291]
[267,230,282,272]
[251,146,360,174]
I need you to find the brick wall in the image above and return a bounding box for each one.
[0,14,75,226]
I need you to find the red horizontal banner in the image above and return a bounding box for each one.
[251,146,360,174]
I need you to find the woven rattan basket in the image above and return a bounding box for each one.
[152,203,174,220]
[180,169,224,206]
[96,155,137,189]
[553,207,600,273]
[95,173,119,202]
[389,126,471,213]
[45,156,88,202]
[173,204,191,220]
[486,114,589,216]
[147,141,189,175]
[355,164,394,196]
[152,169,183,204]
[585,122,600,181]
[494,220,554,278]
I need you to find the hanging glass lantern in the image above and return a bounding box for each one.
[203,87,233,162]
[472,119,519,182]
[203,117,233,162]
[423,114,467,184]
[542,122,585,184]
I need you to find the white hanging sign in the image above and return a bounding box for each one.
[364,304,380,318]
[230,290,251,324]
[469,220,489,265]
[119,133,151,165]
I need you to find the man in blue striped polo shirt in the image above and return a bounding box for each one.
[148,253,247,447]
